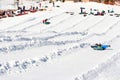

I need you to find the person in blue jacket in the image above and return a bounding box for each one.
[91,44,110,50]
[101,44,110,50]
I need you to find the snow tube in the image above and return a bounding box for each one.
[43,9,47,11]
[93,46,104,50]
[91,45,104,50]
[110,14,113,16]
[45,6,48,8]
[30,10,37,13]
[17,14,22,16]
[45,22,50,25]
[84,14,87,17]
[116,15,120,17]
[56,5,60,7]
[111,10,114,13]
[79,12,83,14]
[40,9,47,11]
[70,13,74,15]
[24,12,28,15]
[90,12,94,15]
[79,12,86,14]
[39,9,43,11]
[66,12,69,14]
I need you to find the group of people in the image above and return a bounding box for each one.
[0,5,36,19]
[0,10,15,19]
[79,7,115,16]
[0,2,45,19]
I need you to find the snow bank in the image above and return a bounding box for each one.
[75,52,120,80]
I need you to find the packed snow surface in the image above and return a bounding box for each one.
[0,1,120,80]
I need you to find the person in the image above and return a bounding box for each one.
[90,8,94,15]
[101,45,110,50]
[39,2,41,8]
[0,11,7,18]
[36,6,38,11]
[20,7,23,14]
[23,6,26,12]
[1,11,6,16]
[16,0,19,8]
[80,7,85,14]
[42,19,48,24]
[91,43,110,50]
[53,1,55,7]
[101,10,105,16]
[6,10,14,17]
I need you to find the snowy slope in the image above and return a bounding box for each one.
[0,1,120,80]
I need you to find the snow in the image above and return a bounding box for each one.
[0,1,120,80]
